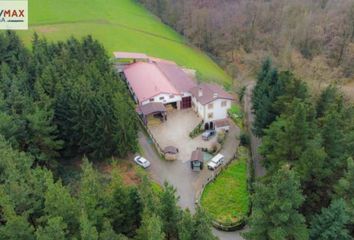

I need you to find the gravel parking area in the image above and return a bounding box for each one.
[148,109,217,162]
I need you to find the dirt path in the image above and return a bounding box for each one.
[31,19,186,45]
[244,84,266,177]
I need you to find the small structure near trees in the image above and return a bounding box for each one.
[163,146,178,160]
[136,102,167,126]
[190,149,204,171]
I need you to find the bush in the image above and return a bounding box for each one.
[217,131,226,144]
[208,143,221,154]
[238,86,247,102]
[189,121,204,138]
[239,132,250,146]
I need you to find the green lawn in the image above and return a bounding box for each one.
[201,147,249,223]
[14,0,231,84]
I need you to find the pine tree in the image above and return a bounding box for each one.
[178,210,194,240]
[44,176,79,237]
[80,210,99,240]
[159,182,182,239]
[244,167,308,240]
[0,187,35,240]
[296,136,329,216]
[260,99,313,170]
[309,199,351,240]
[98,220,123,240]
[35,216,67,240]
[334,158,354,235]
[192,207,216,240]
[252,59,282,137]
[25,104,63,168]
[135,212,165,240]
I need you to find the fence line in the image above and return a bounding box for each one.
[137,116,164,158]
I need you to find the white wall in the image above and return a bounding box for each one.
[141,93,182,106]
[204,98,232,122]
[192,98,232,123]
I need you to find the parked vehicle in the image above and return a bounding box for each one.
[134,155,151,168]
[207,154,224,170]
[202,130,216,141]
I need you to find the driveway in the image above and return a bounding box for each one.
[138,121,244,240]
[148,109,216,162]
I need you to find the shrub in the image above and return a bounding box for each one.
[239,132,250,146]
[189,121,204,138]
[217,131,226,144]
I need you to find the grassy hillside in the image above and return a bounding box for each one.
[15,0,231,84]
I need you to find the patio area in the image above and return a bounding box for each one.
[148,109,217,163]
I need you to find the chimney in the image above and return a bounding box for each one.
[213,93,218,99]
[198,88,203,97]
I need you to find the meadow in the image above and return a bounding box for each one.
[201,146,250,224]
[15,0,231,84]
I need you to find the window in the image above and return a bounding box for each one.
[208,103,213,109]
[208,113,213,119]
[169,95,174,99]
[159,96,165,100]
[149,98,154,102]
[221,101,227,107]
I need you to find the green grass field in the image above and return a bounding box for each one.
[201,147,249,223]
[14,0,231,84]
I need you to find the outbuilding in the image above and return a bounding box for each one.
[190,149,204,171]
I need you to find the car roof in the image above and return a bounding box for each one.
[211,154,224,162]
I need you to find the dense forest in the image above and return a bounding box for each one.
[0,136,216,239]
[244,59,354,239]
[138,0,354,88]
[0,31,217,239]
[0,31,138,169]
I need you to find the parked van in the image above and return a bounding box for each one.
[207,153,224,170]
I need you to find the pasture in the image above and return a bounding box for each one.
[16,0,231,84]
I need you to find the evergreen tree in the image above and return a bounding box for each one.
[80,210,99,240]
[0,187,35,240]
[252,59,283,137]
[25,104,63,168]
[159,182,181,239]
[178,210,194,240]
[98,220,123,240]
[192,207,216,240]
[135,212,165,240]
[44,177,79,237]
[296,136,329,216]
[35,216,67,240]
[309,199,351,240]
[335,158,354,235]
[260,99,313,170]
[79,158,106,229]
[244,167,308,240]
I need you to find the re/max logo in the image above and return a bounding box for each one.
[0,9,25,18]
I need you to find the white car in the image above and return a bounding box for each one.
[207,154,224,170]
[134,155,151,168]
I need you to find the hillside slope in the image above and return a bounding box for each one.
[16,0,231,84]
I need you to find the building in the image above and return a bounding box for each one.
[190,83,234,130]
[114,52,234,129]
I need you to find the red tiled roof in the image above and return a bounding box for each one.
[190,83,235,105]
[124,62,180,103]
[214,118,230,128]
[156,62,197,93]
[191,149,203,161]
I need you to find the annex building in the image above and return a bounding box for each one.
[114,52,234,130]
